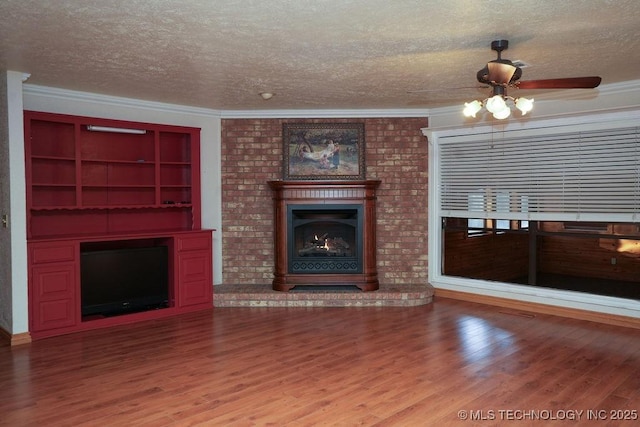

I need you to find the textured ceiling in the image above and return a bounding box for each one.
[1,0,639,111]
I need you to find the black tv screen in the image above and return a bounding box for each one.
[81,246,169,317]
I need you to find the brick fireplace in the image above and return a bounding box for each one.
[268,180,381,291]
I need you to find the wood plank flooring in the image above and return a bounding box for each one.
[1,298,639,426]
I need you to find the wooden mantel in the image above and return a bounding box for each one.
[268,180,381,292]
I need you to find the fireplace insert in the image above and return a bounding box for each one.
[287,204,363,274]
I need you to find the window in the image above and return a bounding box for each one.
[467,218,487,236]
[465,191,526,236]
[495,192,510,232]
[438,123,640,221]
[467,192,488,236]
[429,112,640,304]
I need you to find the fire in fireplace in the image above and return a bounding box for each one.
[288,204,363,274]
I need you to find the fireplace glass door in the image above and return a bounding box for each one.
[287,204,363,274]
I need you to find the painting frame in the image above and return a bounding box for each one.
[282,122,365,181]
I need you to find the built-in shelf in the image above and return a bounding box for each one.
[25,111,213,340]
[25,111,202,239]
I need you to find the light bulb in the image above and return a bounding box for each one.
[515,97,534,115]
[463,100,483,118]
[485,95,507,114]
[492,106,511,120]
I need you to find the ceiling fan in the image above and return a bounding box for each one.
[465,39,602,119]
[477,39,601,90]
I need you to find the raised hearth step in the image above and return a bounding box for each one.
[213,284,434,307]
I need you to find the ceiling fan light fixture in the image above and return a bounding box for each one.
[463,95,532,120]
[515,97,534,115]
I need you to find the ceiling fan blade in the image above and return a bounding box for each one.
[516,76,602,89]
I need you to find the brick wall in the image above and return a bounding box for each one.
[220,117,429,286]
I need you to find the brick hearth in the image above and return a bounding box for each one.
[213,284,434,307]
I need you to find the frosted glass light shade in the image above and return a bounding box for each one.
[463,100,483,117]
[515,97,534,115]
[492,106,511,119]
[485,95,507,114]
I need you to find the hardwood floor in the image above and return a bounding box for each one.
[1,298,639,426]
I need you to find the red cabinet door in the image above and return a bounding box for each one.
[176,232,212,308]
[30,262,78,332]
[29,242,79,333]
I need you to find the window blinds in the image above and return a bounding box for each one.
[438,122,640,222]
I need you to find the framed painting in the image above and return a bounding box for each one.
[282,122,365,180]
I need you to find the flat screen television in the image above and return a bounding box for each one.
[80,246,169,318]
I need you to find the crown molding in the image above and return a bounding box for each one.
[219,108,431,119]
[22,85,430,119]
[22,79,639,122]
[22,84,222,118]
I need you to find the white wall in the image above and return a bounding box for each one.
[0,71,29,334]
[0,73,13,332]
[0,72,10,333]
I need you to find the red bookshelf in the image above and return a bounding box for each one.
[24,111,213,339]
